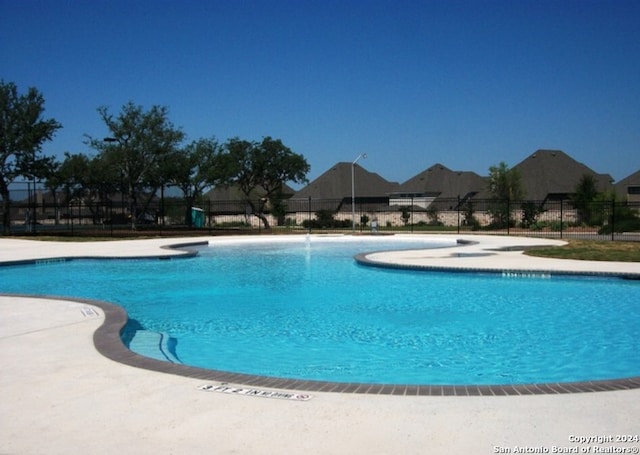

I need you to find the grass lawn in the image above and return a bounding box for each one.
[525,240,640,262]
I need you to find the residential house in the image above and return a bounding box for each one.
[292,162,399,209]
[389,164,488,209]
[512,150,614,202]
[293,162,399,199]
[615,170,640,203]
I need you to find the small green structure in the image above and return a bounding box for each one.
[191,207,205,228]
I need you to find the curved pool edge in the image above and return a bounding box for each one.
[2,235,639,395]
[5,293,638,397]
[354,235,640,280]
[0,240,208,267]
[354,252,640,279]
[83,296,640,396]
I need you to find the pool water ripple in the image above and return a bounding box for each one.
[1,236,639,386]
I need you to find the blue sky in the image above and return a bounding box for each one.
[2,0,638,187]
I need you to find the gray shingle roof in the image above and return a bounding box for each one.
[615,169,640,200]
[615,169,640,187]
[394,163,488,200]
[513,150,614,200]
[293,162,399,199]
[204,150,625,204]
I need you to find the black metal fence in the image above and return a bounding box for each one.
[2,182,639,240]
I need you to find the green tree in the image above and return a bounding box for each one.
[84,154,121,224]
[57,152,92,200]
[223,136,309,229]
[42,157,64,225]
[54,152,119,224]
[570,174,599,226]
[487,162,524,228]
[86,102,184,229]
[169,137,227,226]
[0,81,62,233]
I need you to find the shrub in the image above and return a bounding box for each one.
[598,215,640,234]
[468,216,481,231]
[521,201,545,229]
[301,209,351,229]
[399,207,411,226]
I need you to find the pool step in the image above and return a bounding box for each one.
[128,330,181,364]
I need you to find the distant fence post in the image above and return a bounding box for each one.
[70,199,74,236]
[506,198,510,235]
[32,181,38,234]
[560,198,564,239]
[457,195,460,234]
[611,198,615,241]
[411,196,414,233]
[308,196,312,234]
[109,199,114,237]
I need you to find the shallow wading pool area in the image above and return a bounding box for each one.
[1,235,639,393]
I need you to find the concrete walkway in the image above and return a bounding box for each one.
[1,235,639,455]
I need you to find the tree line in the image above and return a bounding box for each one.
[1,81,310,233]
[2,80,634,235]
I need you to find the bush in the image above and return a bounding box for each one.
[550,221,567,231]
[301,209,351,229]
[302,218,351,229]
[598,216,640,234]
[530,220,567,231]
[467,216,481,231]
[215,221,250,228]
[521,201,545,228]
[399,207,411,226]
[529,221,544,231]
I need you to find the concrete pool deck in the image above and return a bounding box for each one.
[1,235,639,454]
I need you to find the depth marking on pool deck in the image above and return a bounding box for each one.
[199,384,312,401]
[81,306,100,317]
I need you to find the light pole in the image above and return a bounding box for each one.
[351,153,367,233]
[103,137,129,229]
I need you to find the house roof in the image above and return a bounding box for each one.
[614,169,640,199]
[513,150,614,200]
[393,163,488,200]
[615,169,640,188]
[293,162,399,199]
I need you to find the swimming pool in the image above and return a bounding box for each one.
[1,235,639,387]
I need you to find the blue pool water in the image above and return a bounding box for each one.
[1,236,639,385]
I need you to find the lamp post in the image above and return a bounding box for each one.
[104,137,118,215]
[103,137,128,228]
[351,153,367,233]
